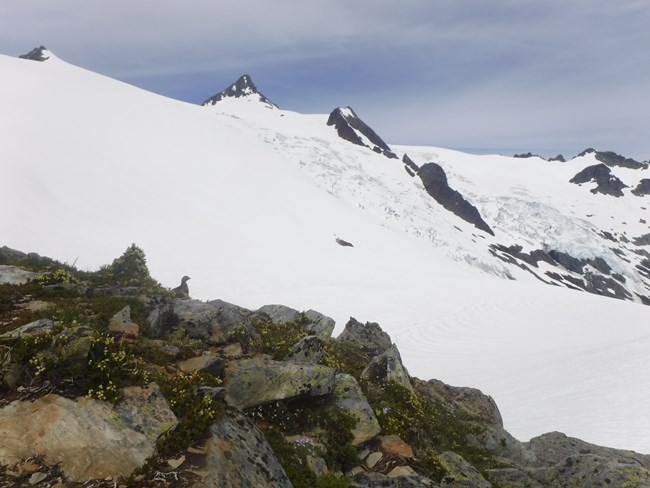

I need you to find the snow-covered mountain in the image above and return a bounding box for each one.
[3,47,650,453]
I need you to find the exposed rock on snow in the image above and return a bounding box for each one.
[327,106,398,159]
[18,46,50,62]
[632,179,650,196]
[569,163,628,196]
[337,317,392,357]
[418,162,495,236]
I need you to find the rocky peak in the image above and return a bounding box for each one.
[327,107,397,159]
[202,74,278,109]
[18,46,50,62]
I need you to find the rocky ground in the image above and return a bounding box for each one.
[1,245,649,488]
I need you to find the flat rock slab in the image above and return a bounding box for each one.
[0,319,56,339]
[0,384,177,482]
[0,265,39,285]
[223,356,336,409]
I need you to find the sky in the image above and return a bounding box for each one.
[2,0,650,160]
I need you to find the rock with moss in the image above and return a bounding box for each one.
[438,451,492,487]
[0,384,177,482]
[196,408,292,488]
[223,355,336,409]
[337,317,392,357]
[351,471,439,487]
[287,335,325,364]
[332,373,381,445]
[174,297,258,343]
[361,343,413,392]
[524,432,650,487]
[257,304,336,338]
[108,305,139,337]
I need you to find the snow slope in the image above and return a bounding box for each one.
[2,50,650,452]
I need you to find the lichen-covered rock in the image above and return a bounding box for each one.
[173,298,257,343]
[361,344,413,391]
[438,451,492,487]
[337,317,392,356]
[223,356,336,409]
[351,471,438,487]
[525,432,650,487]
[416,380,502,428]
[256,304,335,338]
[196,409,292,488]
[0,384,177,482]
[332,373,381,445]
[286,335,325,364]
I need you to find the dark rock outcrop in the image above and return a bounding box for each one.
[403,154,420,172]
[418,163,495,236]
[632,179,650,196]
[569,163,627,197]
[19,46,50,62]
[576,148,647,169]
[633,233,650,246]
[514,152,542,159]
[202,74,277,109]
[327,107,398,159]
[549,154,566,162]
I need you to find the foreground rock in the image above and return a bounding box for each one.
[332,373,381,445]
[223,356,336,409]
[0,384,177,482]
[0,265,39,285]
[197,409,292,488]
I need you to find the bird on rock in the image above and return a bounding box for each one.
[173,275,191,298]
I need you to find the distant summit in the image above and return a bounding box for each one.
[202,74,277,109]
[19,46,50,62]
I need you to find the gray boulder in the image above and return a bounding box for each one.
[361,343,413,391]
[194,409,292,488]
[286,335,325,364]
[351,471,438,487]
[223,356,336,409]
[332,373,381,445]
[337,317,392,356]
[438,451,492,487]
[525,432,650,487]
[173,298,257,343]
[256,304,335,338]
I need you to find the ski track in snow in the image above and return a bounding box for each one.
[2,52,650,453]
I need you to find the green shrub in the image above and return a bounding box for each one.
[107,244,157,288]
[250,318,310,360]
[264,427,318,488]
[320,339,369,380]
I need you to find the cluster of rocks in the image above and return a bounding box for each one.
[1,264,650,487]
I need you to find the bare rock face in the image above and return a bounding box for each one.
[0,384,177,482]
[108,305,139,337]
[418,162,495,236]
[223,356,336,409]
[197,409,292,488]
[202,74,278,109]
[632,179,650,196]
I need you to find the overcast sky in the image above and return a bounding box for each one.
[2,1,650,159]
